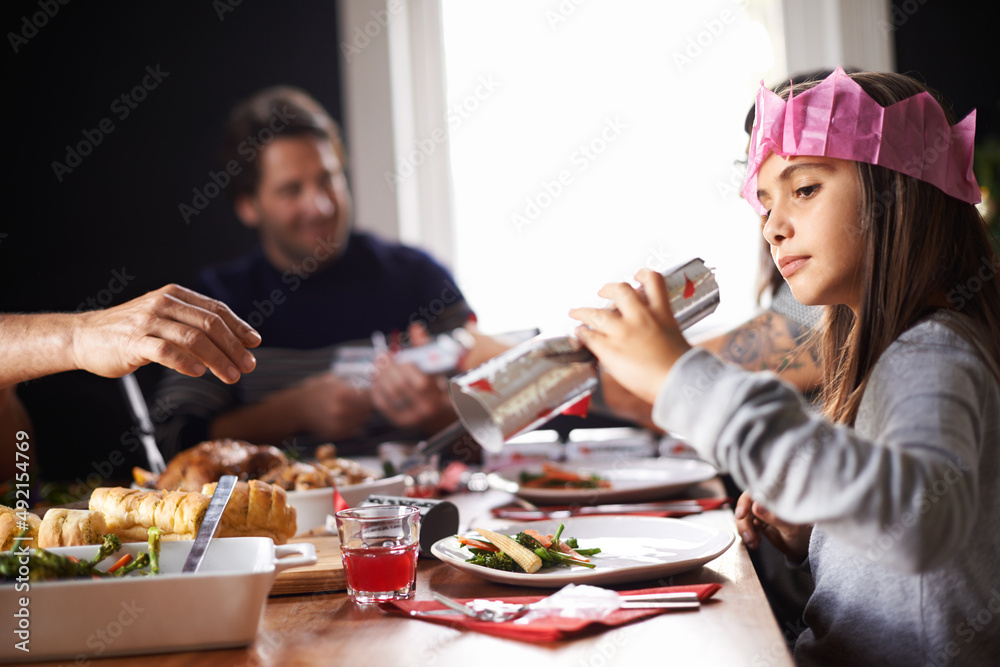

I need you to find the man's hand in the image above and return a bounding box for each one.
[371,361,454,430]
[71,284,261,384]
[370,322,456,432]
[207,371,374,445]
[0,284,261,389]
[293,373,375,441]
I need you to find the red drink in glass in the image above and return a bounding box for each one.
[342,543,418,597]
[335,505,421,603]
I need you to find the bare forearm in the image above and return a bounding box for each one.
[3,286,261,391]
[0,313,80,388]
[697,311,822,394]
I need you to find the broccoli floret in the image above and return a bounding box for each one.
[465,550,525,572]
[564,537,579,549]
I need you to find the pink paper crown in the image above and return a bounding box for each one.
[741,67,980,215]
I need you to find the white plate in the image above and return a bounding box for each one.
[0,537,315,663]
[430,515,734,588]
[287,474,407,534]
[494,457,717,504]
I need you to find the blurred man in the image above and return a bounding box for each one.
[158,87,504,456]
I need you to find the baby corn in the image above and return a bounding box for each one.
[475,528,543,573]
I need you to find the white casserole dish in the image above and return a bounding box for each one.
[1,536,316,663]
[286,474,406,534]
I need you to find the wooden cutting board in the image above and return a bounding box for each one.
[270,534,346,596]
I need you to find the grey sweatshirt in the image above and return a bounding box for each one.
[652,312,1000,666]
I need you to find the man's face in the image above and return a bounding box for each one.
[236,135,352,271]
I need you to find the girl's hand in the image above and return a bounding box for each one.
[568,268,691,405]
[735,491,813,562]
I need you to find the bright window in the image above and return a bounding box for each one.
[441,0,780,337]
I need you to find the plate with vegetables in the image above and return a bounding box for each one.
[493,458,717,504]
[430,516,734,587]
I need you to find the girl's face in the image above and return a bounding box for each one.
[756,154,865,312]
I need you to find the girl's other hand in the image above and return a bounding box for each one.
[568,268,691,404]
[735,491,813,562]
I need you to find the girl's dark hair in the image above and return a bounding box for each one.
[220,86,348,201]
[781,72,1000,424]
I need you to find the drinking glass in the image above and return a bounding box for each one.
[335,506,420,603]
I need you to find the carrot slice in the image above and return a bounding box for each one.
[457,535,499,552]
[541,463,586,482]
[107,554,133,574]
[556,542,588,561]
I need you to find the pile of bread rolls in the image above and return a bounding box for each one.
[1,480,297,550]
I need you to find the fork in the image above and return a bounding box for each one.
[425,592,531,622]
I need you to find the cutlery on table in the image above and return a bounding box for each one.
[422,592,531,622]
[412,590,701,621]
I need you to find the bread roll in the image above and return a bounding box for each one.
[89,487,207,542]
[202,479,297,544]
[90,481,296,545]
[1,505,41,551]
[37,509,107,548]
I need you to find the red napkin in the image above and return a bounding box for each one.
[490,497,730,521]
[381,583,720,642]
[333,488,350,513]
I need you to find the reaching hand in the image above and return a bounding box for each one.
[71,284,261,384]
[735,491,813,561]
[569,268,692,405]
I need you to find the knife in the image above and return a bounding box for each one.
[182,474,237,574]
[119,373,167,474]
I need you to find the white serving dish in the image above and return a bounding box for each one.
[1,537,315,663]
[286,474,406,534]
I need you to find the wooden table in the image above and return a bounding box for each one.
[31,483,793,667]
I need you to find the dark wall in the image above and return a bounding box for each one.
[3,1,343,483]
[892,0,1000,140]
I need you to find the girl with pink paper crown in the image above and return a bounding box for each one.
[570,68,1000,666]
